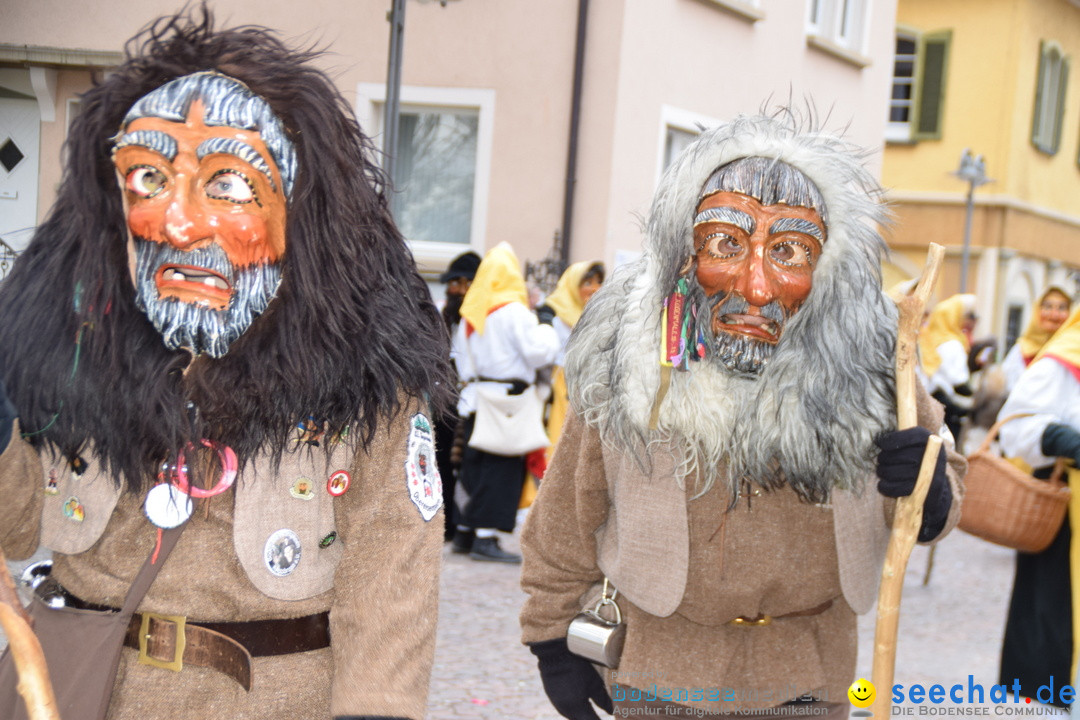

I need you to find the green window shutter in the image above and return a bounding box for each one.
[1032,40,1047,149]
[913,30,951,140]
[1052,57,1069,154]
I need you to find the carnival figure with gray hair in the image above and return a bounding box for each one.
[519,111,967,720]
[0,8,451,720]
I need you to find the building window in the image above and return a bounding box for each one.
[1032,40,1069,156]
[390,108,478,247]
[885,29,951,143]
[1005,304,1024,351]
[356,84,494,267]
[664,127,698,172]
[807,0,868,54]
[656,106,717,184]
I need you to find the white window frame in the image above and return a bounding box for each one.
[655,105,719,187]
[695,0,764,23]
[806,0,870,62]
[886,30,919,143]
[356,83,494,267]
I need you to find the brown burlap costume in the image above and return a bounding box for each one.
[1,401,441,719]
[0,10,453,720]
[520,391,964,714]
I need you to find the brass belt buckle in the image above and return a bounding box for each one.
[729,613,772,627]
[138,612,187,672]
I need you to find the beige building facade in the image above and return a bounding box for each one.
[1,0,897,287]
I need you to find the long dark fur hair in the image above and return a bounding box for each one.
[0,8,455,491]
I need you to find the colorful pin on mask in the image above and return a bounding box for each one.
[327,470,350,497]
[62,497,85,522]
[290,477,314,500]
[44,468,60,495]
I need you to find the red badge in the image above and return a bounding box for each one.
[327,470,351,497]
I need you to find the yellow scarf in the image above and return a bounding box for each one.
[459,242,529,336]
[1018,286,1072,362]
[1033,302,1080,371]
[918,294,975,377]
[543,260,601,328]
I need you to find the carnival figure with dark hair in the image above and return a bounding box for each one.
[519,112,967,719]
[0,9,452,720]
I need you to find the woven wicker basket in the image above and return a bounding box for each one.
[959,413,1070,554]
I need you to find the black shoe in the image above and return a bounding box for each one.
[470,536,522,564]
[450,529,474,554]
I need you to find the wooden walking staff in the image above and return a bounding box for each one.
[0,547,60,720]
[869,242,945,717]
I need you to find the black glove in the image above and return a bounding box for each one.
[529,638,613,720]
[536,304,557,326]
[1041,423,1080,466]
[952,382,974,398]
[968,339,997,373]
[0,375,15,454]
[875,427,953,542]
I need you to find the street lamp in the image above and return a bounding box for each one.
[384,0,459,184]
[952,149,993,294]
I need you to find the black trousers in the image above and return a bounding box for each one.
[999,510,1073,706]
[434,410,460,540]
[458,413,526,533]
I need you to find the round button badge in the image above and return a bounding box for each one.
[144,483,194,529]
[327,470,351,497]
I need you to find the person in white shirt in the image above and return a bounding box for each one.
[918,293,978,440]
[450,242,559,562]
[996,304,1080,707]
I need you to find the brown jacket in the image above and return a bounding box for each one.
[0,400,443,720]
[520,390,965,712]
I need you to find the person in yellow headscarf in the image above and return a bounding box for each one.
[1001,286,1072,392]
[522,261,605,505]
[450,242,560,563]
[997,301,1080,705]
[918,293,978,440]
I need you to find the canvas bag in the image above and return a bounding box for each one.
[0,525,184,720]
[468,383,551,457]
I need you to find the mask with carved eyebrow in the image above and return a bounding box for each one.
[691,157,828,374]
[114,72,296,358]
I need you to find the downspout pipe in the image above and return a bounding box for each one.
[560,0,589,266]
[384,0,407,185]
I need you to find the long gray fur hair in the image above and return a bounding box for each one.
[565,111,898,504]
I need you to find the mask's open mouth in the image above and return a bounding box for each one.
[716,313,781,343]
[155,264,232,310]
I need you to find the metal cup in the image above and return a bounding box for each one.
[566,580,625,668]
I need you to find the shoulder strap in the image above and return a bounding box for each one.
[118,525,186,617]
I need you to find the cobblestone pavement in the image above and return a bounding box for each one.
[1,521,1059,719]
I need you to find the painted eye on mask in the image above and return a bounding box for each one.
[700,232,742,259]
[126,165,168,198]
[770,240,816,268]
[206,170,257,205]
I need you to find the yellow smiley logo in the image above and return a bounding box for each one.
[848,678,876,708]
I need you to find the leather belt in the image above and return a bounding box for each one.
[64,592,330,691]
[728,599,835,627]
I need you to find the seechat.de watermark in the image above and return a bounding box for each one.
[849,677,1072,716]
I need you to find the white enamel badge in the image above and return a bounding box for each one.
[405,413,442,522]
[264,528,302,577]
